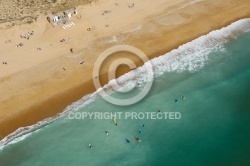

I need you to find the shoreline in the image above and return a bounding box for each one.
[0,0,250,140]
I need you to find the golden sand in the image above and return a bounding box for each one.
[0,0,249,139]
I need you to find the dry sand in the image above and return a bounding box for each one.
[0,0,249,139]
[0,0,96,28]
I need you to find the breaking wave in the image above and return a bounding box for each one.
[1,18,250,150]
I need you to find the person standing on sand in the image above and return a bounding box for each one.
[70,48,73,53]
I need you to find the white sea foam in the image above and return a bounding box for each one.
[1,18,250,150]
[0,93,97,151]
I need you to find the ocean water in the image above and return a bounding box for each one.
[0,20,250,166]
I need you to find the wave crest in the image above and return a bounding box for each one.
[1,18,250,150]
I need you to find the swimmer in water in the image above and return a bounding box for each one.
[125,138,130,143]
[89,144,93,149]
[140,124,145,127]
[139,129,142,134]
[181,96,186,99]
[135,136,141,142]
[174,99,178,103]
[105,130,109,135]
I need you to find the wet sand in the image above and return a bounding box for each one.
[0,0,249,139]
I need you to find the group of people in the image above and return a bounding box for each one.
[2,61,7,65]
[88,123,145,149]
[128,3,135,8]
[93,96,185,149]
[15,31,34,48]
[174,96,186,103]
[125,126,144,144]
[5,40,11,44]
[20,31,34,40]
[15,43,24,48]
[60,38,69,42]
[102,10,112,16]
[101,3,135,16]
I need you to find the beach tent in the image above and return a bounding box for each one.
[63,8,77,18]
[47,15,60,23]
[47,14,69,26]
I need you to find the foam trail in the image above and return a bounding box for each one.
[1,18,250,150]
[99,18,250,95]
[0,94,97,150]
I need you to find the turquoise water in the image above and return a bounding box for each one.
[0,31,250,166]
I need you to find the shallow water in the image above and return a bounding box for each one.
[0,29,250,166]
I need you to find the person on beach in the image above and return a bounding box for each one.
[5,40,11,44]
[89,144,93,149]
[70,48,73,53]
[128,3,135,8]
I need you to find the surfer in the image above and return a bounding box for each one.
[105,130,109,135]
[114,117,117,126]
[140,124,145,127]
[138,129,143,134]
[125,138,130,143]
[135,136,141,142]
[89,144,93,149]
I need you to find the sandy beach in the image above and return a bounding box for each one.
[0,0,249,139]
